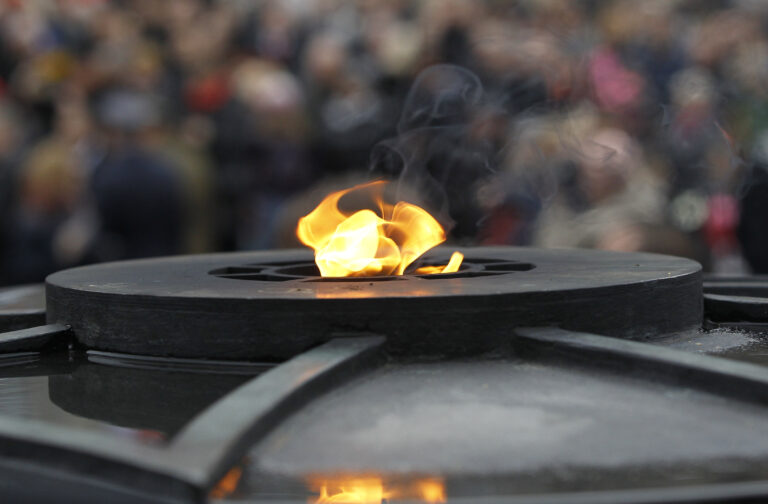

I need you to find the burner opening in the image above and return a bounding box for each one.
[484,262,536,272]
[277,264,409,282]
[272,264,322,277]
[208,258,536,282]
[304,274,405,283]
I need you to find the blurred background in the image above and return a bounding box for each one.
[1,0,767,285]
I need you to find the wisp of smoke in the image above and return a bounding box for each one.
[369,64,502,240]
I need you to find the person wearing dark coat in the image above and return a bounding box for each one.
[90,145,183,261]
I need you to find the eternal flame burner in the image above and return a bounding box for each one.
[45,246,701,360]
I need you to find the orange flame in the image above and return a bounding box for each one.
[414,251,464,275]
[309,476,446,504]
[417,479,447,502]
[313,477,389,503]
[209,466,243,499]
[297,182,462,277]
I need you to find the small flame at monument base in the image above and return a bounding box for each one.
[309,476,446,503]
[297,182,462,277]
[415,251,464,275]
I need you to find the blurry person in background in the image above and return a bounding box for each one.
[3,92,100,284]
[230,60,313,249]
[535,119,708,264]
[597,1,685,107]
[477,115,561,247]
[89,88,183,261]
[664,67,743,270]
[302,31,394,178]
[168,0,239,250]
[235,0,305,70]
[0,103,33,284]
[139,112,215,254]
[532,123,666,251]
[3,134,85,284]
[664,68,720,197]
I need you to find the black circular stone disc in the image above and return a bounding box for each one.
[45,247,702,360]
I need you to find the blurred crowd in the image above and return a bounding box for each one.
[1,0,767,285]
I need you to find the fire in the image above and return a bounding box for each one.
[313,478,389,503]
[414,252,464,275]
[297,182,462,277]
[209,466,243,499]
[309,476,446,504]
[417,480,447,502]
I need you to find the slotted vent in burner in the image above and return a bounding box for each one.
[208,258,536,282]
